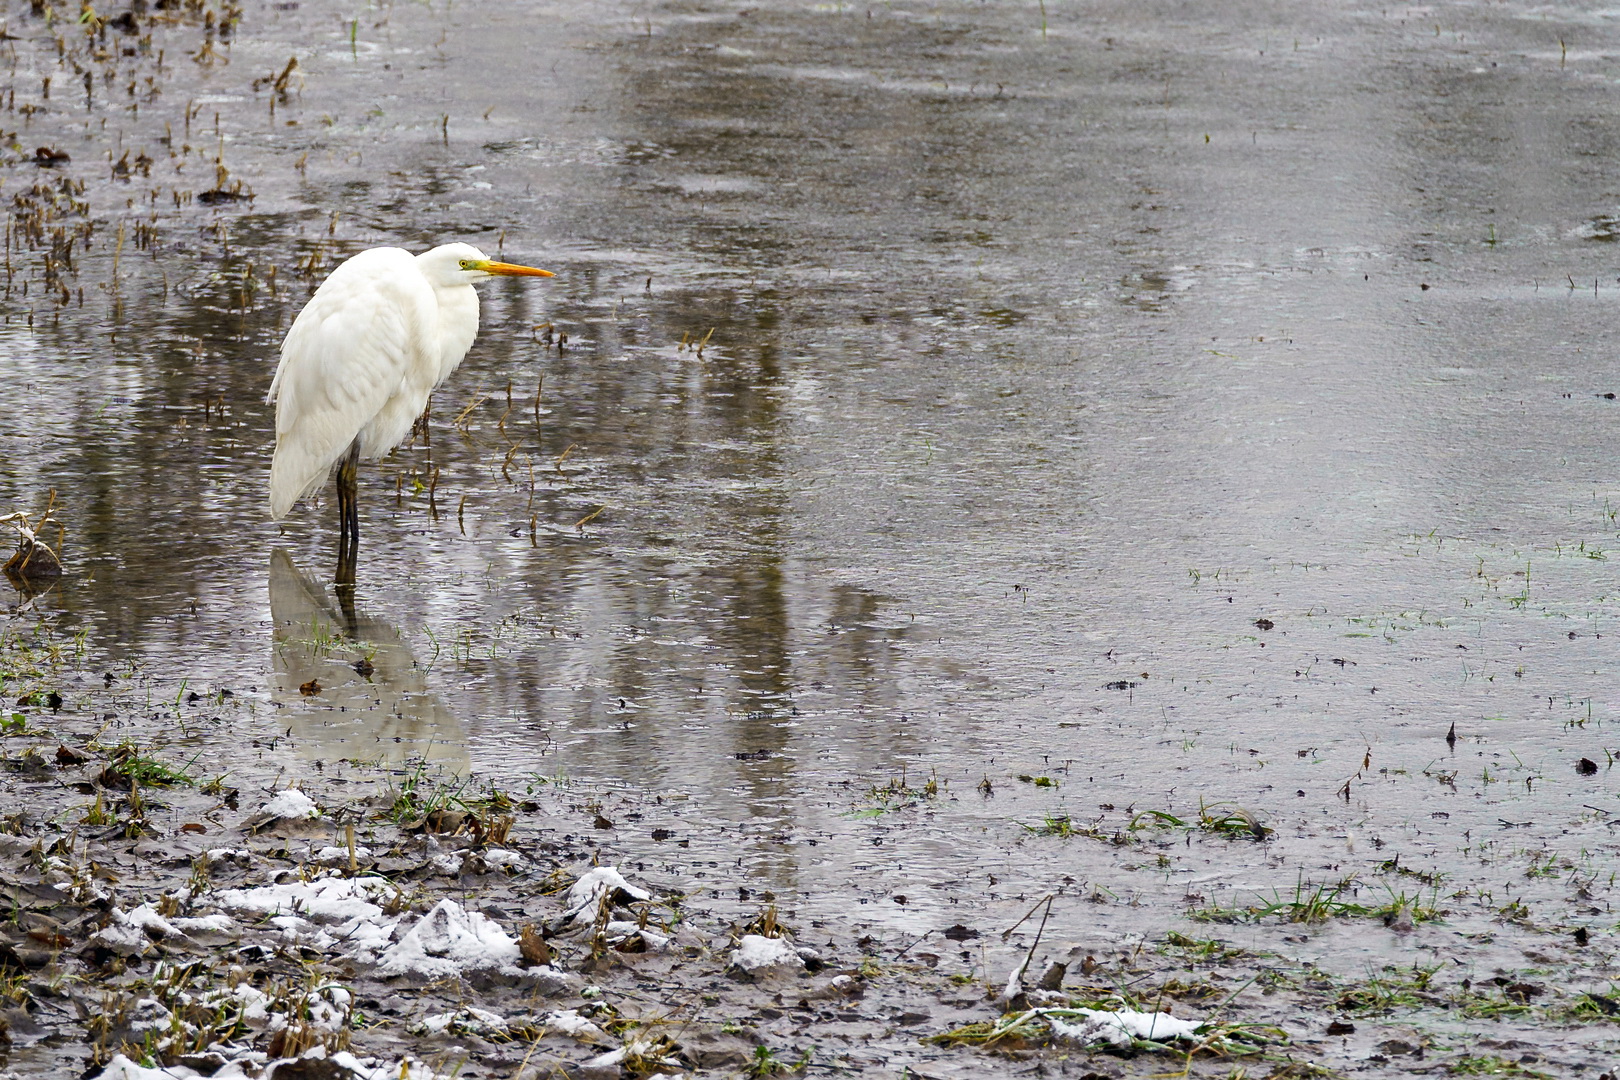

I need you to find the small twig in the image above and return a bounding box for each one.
[892,928,933,960]
[1000,892,1055,990]
[1000,891,1055,940]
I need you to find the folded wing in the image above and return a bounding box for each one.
[267,248,439,520]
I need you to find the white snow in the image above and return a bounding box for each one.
[213,872,391,923]
[998,966,1024,1006]
[482,847,525,869]
[604,920,670,950]
[411,1006,511,1037]
[582,1036,680,1072]
[87,1056,193,1080]
[86,1051,402,1080]
[566,866,651,913]
[543,1007,607,1041]
[268,913,338,950]
[258,788,319,820]
[416,836,464,876]
[88,922,150,954]
[375,899,523,978]
[211,873,399,960]
[205,847,251,862]
[124,903,181,938]
[1046,1007,1204,1046]
[125,997,173,1033]
[86,1005,444,1080]
[729,933,808,974]
[90,906,177,955]
[314,844,371,865]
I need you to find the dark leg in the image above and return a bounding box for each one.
[334,441,360,591]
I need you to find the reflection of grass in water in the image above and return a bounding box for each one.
[1159,931,1250,965]
[1189,875,1442,926]
[844,769,940,818]
[381,759,469,824]
[93,739,199,788]
[1330,964,1550,1026]
[1342,609,1448,638]
[1446,1058,1552,1078]
[1131,800,1270,841]
[1187,566,1247,586]
[1018,814,1132,844]
[1334,962,1441,1012]
[1297,529,1620,656]
[1565,987,1620,1023]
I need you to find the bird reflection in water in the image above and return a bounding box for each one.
[267,549,469,772]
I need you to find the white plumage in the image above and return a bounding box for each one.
[266,242,553,577]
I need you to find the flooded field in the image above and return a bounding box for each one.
[2,0,1619,1075]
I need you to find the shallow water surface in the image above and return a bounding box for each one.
[2,0,1619,1048]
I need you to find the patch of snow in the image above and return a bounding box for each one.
[221,983,274,1025]
[313,844,371,865]
[268,913,337,950]
[414,1012,454,1035]
[1046,1007,1204,1046]
[87,1055,187,1080]
[411,1006,511,1037]
[581,1036,680,1072]
[87,1005,441,1080]
[604,920,670,950]
[125,997,173,1033]
[375,899,522,978]
[543,1007,606,1041]
[327,1050,448,1079]
[213,872,391,923]
[209,874,399,963]
[729,933,809,974]
[567,866,650,911]
[124,903,181,937]
[89,918,154,956]
[258,788,319,820]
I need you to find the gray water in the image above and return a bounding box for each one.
[2,0,1617,1010]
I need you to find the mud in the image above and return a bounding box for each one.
[1,0,1620,1076]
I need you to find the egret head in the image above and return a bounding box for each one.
[418,242,555,286]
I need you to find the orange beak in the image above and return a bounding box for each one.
[480,260,555,278]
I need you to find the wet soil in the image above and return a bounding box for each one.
[1,0,1620,1075]
[0,681,1604,1080]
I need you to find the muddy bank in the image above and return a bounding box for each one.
[1,622,1617,1078]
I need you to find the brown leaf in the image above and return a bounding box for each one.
[519,924,552,967]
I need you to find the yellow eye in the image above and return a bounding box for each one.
[458,259,474,269]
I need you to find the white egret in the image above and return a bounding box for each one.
[267,242,554,583]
